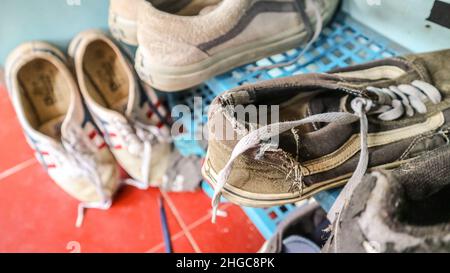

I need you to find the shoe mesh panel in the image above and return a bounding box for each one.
[394,146,450,226]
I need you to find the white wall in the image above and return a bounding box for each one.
[0,0,110,65]
[343,0,450,53]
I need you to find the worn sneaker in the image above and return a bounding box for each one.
[323,146,450,253]
[109,0,221,46]
[109,0,144,46]
[69,30,172,189]
[135,0,339,91]
[5,42,120,227]
[203,49,450,222]
[260,202,329,253]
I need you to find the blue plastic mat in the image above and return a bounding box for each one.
[167,12,407,240]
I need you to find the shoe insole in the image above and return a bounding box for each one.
[17,58,70,139]
[243,92,316,132]
[38,115,65,139]
[83,40,129,113]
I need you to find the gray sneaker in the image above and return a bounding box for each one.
[109,0,204,46]
[202,49,450,222]
[135,0,339,91]
[324,146,450,253]
[109,0,207,45]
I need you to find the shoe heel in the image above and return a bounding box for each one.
[109,12,139,46]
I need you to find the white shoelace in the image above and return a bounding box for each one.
[117,118,168,190]
[61,130,111,228]
[211,80,442,223]
[76,200,112,228]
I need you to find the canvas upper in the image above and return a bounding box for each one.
[110,0,211,21]
[69,30,172,189]
[323,145,450,253]
[203,49,450,219]
[109,0,221,45]
[135,0,339,91]
[5,42,120,205]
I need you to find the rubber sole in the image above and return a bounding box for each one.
[135,25,310,92]
[201,148,409,208]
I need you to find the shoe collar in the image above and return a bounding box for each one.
[6,42,82,149]
[71,30,139,121]
[220,56,431,108]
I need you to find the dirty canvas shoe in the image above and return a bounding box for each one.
[135,0,339,91]
[109,0,221,46]
[202,49,450,222]
[260,202,329,253]
[323,145,450,253]
[109,0,145,45]
[5,42,120,227]
[69,30,172,189]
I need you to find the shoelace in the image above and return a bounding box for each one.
[250,0,322,72]
[61,130,111,228]
[116,118,168,190]
[211,80,442,223]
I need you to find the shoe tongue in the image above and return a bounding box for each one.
[39,116,65,140]
[307,93,346,130]
[308,93,345,114]
[112,96,131,114]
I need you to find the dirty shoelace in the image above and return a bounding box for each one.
[61,128,112,228]
[68,118,170,227]
[116,118,169,190]
[211,80,442,223]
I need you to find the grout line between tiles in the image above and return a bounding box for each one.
[0,158,35,181]
[146,229,186,253]
[144,201,235,253]
[145,205,228,253]
[187,202,234,231]
[160,190,202,253]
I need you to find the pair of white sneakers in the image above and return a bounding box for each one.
[5,30,172,227]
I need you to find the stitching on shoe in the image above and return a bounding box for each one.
[211,138,289,181]
[304,113,445,174]
[399,127,450,160]
[398,132,436,161]
[395,57,429,82]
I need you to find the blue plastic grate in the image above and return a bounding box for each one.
[206,14,405,92]
[167,12,408,240]
[242,205,298,240]
[167,84,214,157]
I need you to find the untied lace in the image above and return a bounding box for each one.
[211,80,442,223]
[61,129,111,228]
[117,117,168,190]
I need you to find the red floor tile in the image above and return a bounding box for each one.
[0,83,265,254]
[152,235,196,253]
[0,163,182,253]
[0,84,34,173]
[164,190,214,226]
[189,205,265,253]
